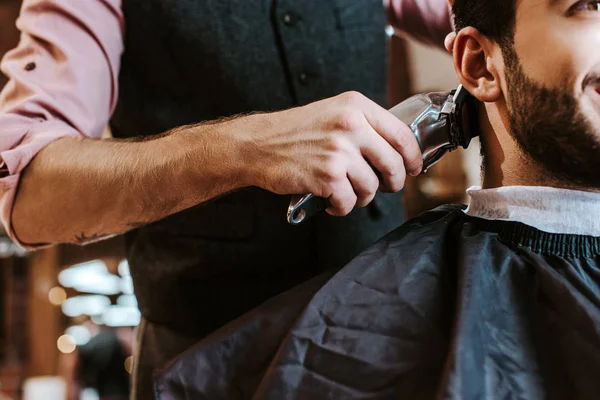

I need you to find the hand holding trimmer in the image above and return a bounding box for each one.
[287,85,480,225]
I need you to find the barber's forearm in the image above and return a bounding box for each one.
[11,90,424,246]
[11,123,246,246]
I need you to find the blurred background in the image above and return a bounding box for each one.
[0,1,481,399]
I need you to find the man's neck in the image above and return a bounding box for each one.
[479,102,600,193]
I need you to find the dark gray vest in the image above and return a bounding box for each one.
[110,0,404,337]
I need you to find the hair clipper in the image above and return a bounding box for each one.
[287,84,480,225]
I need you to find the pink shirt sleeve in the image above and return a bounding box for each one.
[0,0,448,248]
[384,0,454,46]
[0,0,124,248]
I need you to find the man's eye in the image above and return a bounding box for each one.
[571,0,600,12]
[586,0,600,10]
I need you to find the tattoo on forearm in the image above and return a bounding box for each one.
[74,232,106,245]
[73,222,148,245]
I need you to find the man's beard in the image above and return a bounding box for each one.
[503,47,600,188]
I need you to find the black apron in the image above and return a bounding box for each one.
[109,1,402,396]
[111,0,401,338]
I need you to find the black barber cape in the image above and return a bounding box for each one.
[154,205,600,400]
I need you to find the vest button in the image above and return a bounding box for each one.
[282,12,298,26]
[299,72,309,84]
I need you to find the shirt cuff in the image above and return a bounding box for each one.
[0,119,81,250]
[387,0,454,47]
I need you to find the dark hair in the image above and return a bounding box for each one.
[452,0,517,50]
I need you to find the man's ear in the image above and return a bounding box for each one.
[453,27,502,103]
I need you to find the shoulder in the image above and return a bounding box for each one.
[305,204,468,306]
[375,203,468,247]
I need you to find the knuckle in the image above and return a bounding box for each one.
[392,125,417,151]
[377,156,402,180]
[370,178,380,194]
[379,163,398,179]
[388,171,407,192]
[336,195,356,216]
[339,91,364,105]
[355,200,368,209]
[388,181,405,193]
[392,129,410,150]
[320,159,345,183]
[340,204,354,216]
[357,192,375,208]
[392,156,406,175]
[354,187,370,199]
[324,134,346,152]
[334,110,364,133]
[365,175,379,195]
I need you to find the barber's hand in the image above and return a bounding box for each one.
[240,91,422,217]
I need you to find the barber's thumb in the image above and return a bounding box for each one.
[444,32,457,54]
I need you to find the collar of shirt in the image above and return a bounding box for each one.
[465,186,600,237]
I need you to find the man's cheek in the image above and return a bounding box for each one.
[514,21,575,85]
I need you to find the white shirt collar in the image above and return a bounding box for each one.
[465,186,600,237]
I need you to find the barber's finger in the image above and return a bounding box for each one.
[326,181,357,217]
[361,103,423,176]
[445,32,457,53]
[347,157,380,208]
[360,128,407,192]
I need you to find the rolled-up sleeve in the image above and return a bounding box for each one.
[385,0,454,47]
[0,0,124,247]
